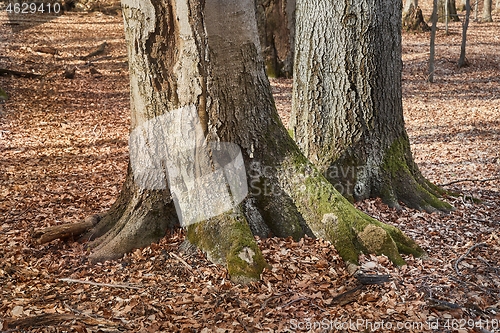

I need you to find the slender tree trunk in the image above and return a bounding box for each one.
[255,0,296,78]
[438,0,460,21]
[459,0,471,67]
[483,0,493,21]
[290,0,452,212]
[429,0,438,82]
[86,0,424,281]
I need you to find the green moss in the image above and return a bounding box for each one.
[186,210,268,283]
[278,152,426,267]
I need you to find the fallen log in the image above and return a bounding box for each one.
[32,214,101,244]
[0,68,42,78]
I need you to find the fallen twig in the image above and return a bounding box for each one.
[169,252,194,272]
[236,317,252,333]
[281,296,308,308]
[439,177,500,187]
[59,278,141,290]
[454,243,488,276]
[260,291,293,310]
[0,67,41,78]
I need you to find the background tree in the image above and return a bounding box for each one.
[86,0,424,282]
[255,0,296,77]
[403,0,431,31]
[429,0,439,82]
[438,0,460,22]
[290,0,453,212]
[483,0,493,21]
[459,0,472,67]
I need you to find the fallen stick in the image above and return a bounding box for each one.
[439,177,500,186]
[32,214,101,244]
[169,252,193,272]
[454,242,488,276]
[59,278,141,290]
[0,68,42,78]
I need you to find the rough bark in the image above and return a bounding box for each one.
[438,0,460,21]
[483,0,493,21]
[255,0,295,77]
[403,1,431,32]
[87,0,424,282]
[290,0,452,213]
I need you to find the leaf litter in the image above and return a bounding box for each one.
[0,5,499,333]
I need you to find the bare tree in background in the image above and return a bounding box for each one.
[483,0,493,21]
[438,0,460,21]
[403,0,430,31]
[459,0,471,67]
[429,0,438,83]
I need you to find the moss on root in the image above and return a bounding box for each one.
[380,135,454,212]
[278,151,425,267]
[186,210,268,283]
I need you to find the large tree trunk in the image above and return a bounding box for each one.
[438,0,461,21]
[255,0,296,77]
[290,0,452,213]
[87,0,424,282]
[483,0,493,21]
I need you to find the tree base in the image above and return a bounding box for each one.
[403,6,431,32]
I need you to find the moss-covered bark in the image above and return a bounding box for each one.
[186,209,268,284]
[290,0,452,214]
[86,0,426,284]
[275,149,425,266]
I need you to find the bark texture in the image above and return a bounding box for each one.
[255,0,296,77]
[438,0,460,22]
[290,0,452,213]
[483,0,493,21]
[403,0,431,32]
[88,0,424,282]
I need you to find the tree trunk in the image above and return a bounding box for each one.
[429,0,439,82]
[438,0,460,21]
[255,0,296,78]
[290,0,452,213]
[458,0,467,10]
[403,0,431,32]
[483,0,493,21]
[87,0,424,282]
[458,0,471,67]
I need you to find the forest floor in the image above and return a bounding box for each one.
[0,5,499,333]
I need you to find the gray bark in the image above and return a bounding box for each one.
[87,0,424,280]
[403,0,418,14]
[290,0,452,212]
[483,0,493,21]
[429,0,438,82]
[438,0,460,21]
[458,0,471,67]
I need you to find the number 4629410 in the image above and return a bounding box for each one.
[6,2,61,14]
